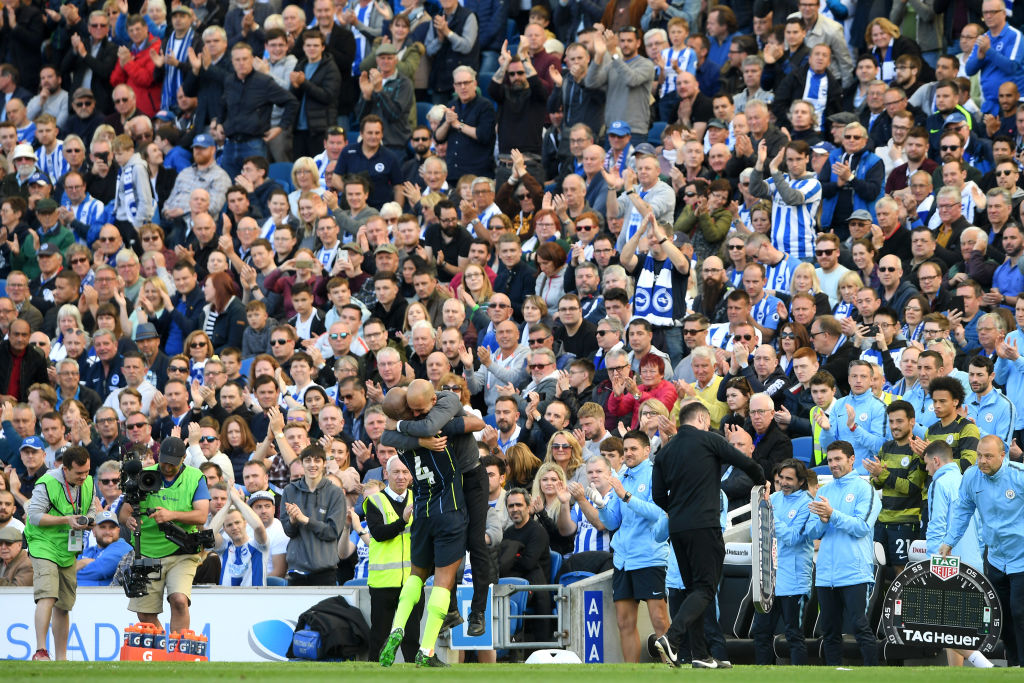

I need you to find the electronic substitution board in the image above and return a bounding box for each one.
[750,484,775,614]
[881,556,1002,653]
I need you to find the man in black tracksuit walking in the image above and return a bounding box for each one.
[651,401,766,669]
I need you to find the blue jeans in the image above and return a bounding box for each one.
[479,50,499,75]
[221,137,267,179]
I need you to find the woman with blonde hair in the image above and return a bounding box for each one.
[530,461,574,554]
[457,263,493,308]
[288,156,325,215]
[866,17,926,84]
[50,304,87,362]
[183,329,214,383]
[505,443,541,490]
[129,276,169,338]
[789,262,832,315]
[637,398,671,454]
[544,430,586,485]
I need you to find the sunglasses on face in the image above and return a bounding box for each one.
[528,363,550,369]
[270,339,291,345]
[728,244,744,250]
[779,332,797,339]
[551,443,571,450]
[815,248,836,256]
[878,266,898,273]
[733,334,754,341]
[440,384,460,391]
[329,332,350,340]
[190,342,207,349]
[169,365,188,372]
[126,422,148,429]
[99,478,119,485]
[199,436,218,443]
[940,145,959,151]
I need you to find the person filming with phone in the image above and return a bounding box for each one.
[24,445,94,661]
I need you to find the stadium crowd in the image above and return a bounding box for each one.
[1,0,1024,668]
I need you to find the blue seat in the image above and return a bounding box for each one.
[348,130,360,145]
[648,121,668,145]
[239,357,253,381]
[344,577,368,587]
[268,162,293,193]
[416,101,432,127]
[549,550,563,583]
[791,436,813,465]
[506,19,519,52]
[499,577,530,635]
[266,576,288,586]
[811,465,832,476]
[558,571,594,586]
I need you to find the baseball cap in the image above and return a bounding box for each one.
[95,510,119,526]
[28,173,51,186]
[134,322,158,341]
[37,242,61,259]
[827,112,858,126]
[191,133,215,149]
[707,118,728,130]
[0,526,21,542]
[20,436,44,451]
[374,243,398,256]
[340,242,361,253]
[608,120,631,137]
[811,141,836,155]
[159,437,187,466]
[11,143,34,160]
[35,198,58,214]
[72,87,94,102]
[248,490,276,505]
[633,142,657,155]
[170,4,193,14]
[154,110,176,122]
[943,111,968,127]
[848,209,872,223]
[376,43,398,56]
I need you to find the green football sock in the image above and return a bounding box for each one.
[420,586,451,654]
[392,574,424,631]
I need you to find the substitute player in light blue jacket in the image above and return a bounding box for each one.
[805,440,882,666]
[818,360,889,473]
[994,310,1024,437]
[750,459,814,665]
[597,431,670,663]
[967,356,1016,449]
[924,443,982,568]
[941,434,1024,666]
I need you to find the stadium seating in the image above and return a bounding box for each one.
[791,436,813,464]
[558,571,594,586]
[647,122,667,146]
[498,577,530,636]
[549,550,562,583]
[416,101,432,127]
[268,162,294,193]
[343,577,368,587]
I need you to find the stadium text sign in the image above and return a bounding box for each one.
[0,586,357,662]
[583,590,603,663]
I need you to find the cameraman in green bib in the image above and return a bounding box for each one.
[118,437,210,633]
[24,444,94,661]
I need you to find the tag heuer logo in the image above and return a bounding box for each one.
[930,555,960,581]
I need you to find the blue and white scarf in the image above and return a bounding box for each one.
[162,28,194,111]
[632,254,675,327]
[116,161,140,223]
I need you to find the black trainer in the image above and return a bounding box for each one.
[654,635,681,668]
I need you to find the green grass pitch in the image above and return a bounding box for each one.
[1,662,1018,681]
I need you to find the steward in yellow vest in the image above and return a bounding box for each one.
[24,445,93,661]
[364,458,422,663]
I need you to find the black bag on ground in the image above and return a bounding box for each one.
[287,595,371,661]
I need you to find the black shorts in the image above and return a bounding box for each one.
[410,509,467,569]
[612,565,667,602]
[874,521,919,566]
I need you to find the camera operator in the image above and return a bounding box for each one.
[23,446,94,661]
[117,437,211,633]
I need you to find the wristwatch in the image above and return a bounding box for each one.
[622,492,632,503]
